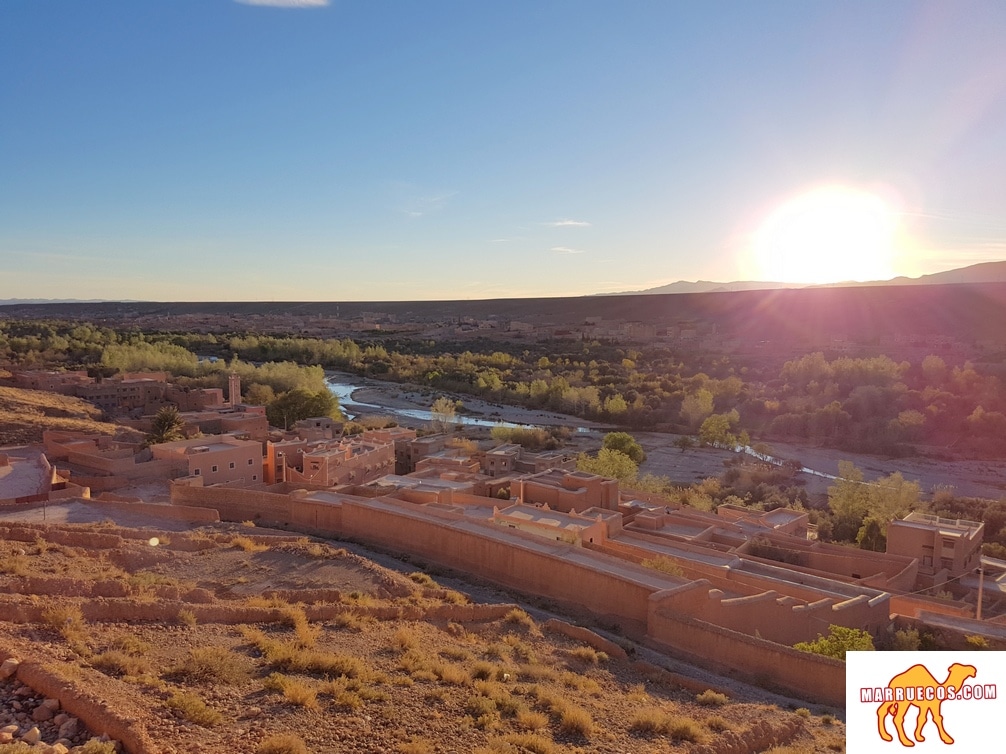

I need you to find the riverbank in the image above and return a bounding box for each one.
[328,372,612,431]
[329,372,1006,503]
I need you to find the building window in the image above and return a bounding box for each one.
[229,462,235,469]
[252,475,257,481]
[211,465,218,473]
[194,468,201,476]
[247,459,254,465]
[941,558,954,571]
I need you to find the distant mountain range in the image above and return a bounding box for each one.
[610,260,1006,295]
[0,298,136,305]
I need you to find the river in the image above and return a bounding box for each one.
[326,375,591,431]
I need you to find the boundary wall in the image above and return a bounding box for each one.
[647,597,846,706]
[171,482,846,705]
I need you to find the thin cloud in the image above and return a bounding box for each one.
[235,0,329,7]
[546,219,591,227]
[551,246,585,254]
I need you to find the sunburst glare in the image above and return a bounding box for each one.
[750,186,903,285]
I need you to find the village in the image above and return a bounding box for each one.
[3,367,1004,711]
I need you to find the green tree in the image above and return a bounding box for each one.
[680,388,714,428]
[794,625,875,659]
[602,432,646,464]
[674,435,695,453]
[430,396,458,433]
[244,383,276,406]
[828,462,922,543]
[857,516,887,552]
[698,410,748,448]
[146,406,185,446]
[576,448,638,482]
[266,388,341,430]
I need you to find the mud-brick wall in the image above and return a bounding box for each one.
[647,605,845,707]
[288,498,343,537]
[172,483,293,526]
[340,501,655,630]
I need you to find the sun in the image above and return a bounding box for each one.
[751,186,900,285]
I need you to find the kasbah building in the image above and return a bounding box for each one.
[3,369,1001,708]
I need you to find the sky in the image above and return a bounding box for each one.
[2,0,1006,302]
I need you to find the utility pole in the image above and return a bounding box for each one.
[977,565,985,621]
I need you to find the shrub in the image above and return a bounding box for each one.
[891,628,921,651]
[257,733,308,754]
[471,661,496,680]
[629,709,706,742]
[430,661,469,685]
[705,715,731,732]
[177,608,197,627]
[567,646,607,665]
[166,691,222,727]
[76,743,118,754]
[439,646,472,662]
[397,740,434,754]
[499,733,558,754]
[41,604,87,643]
[409,571,436,586]
[793,625,874,659]
[965,634,989,650]
[515,708,549,731]
[629,708,671,735]
[231,536,268,552]
[332,612,370,633]
[665,717,706,743]
[174,646,251,685]
[641,556,684,577]
[503,608,536,630]
[392,627,418,651]
[695,689,729,706]
[111,633,151,656]
[263,673,319,709]
[91,650,150,677]
[558,705,594,738]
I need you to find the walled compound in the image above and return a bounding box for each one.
[12,412,1001,708]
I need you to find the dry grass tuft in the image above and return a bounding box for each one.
[244,627,369,678]
[628,708,707,742]
[257,733,308,754]
[91,650,150,678]
[408,571,436,586]
[515,708,549,732]
[566,646,608,665]
[392,627,418,651]
[166,691,223,727]
[396,739,435,754]
[263,673,320,710]
[503,608,536,631]
[230,536,269,553]
[695,689,729,706]
[173,646,252,685]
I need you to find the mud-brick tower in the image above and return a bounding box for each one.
[228,373,241,407]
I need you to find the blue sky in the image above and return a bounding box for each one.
[2,0,1005,301]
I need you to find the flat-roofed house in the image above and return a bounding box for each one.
[887,511,984,586]
[150,435,264,486]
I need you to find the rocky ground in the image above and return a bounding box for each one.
[0,515,846,754]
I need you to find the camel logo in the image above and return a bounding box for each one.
[848,653,1002,750]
